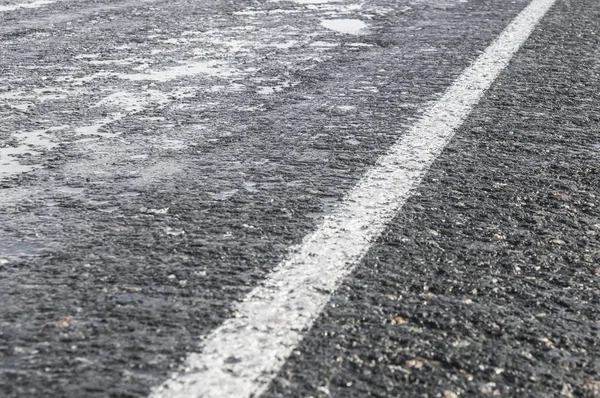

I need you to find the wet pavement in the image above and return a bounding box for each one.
[1,0,598,397]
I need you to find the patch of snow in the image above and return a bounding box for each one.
[118,60,237,82]
[0,0,55,13]
[321,19,368,35]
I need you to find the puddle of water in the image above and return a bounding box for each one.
[321,19,368,35]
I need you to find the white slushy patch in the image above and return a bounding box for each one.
[0,128,60,177]
[93,91,169,113]
[0,146,38,176]
[267,0,342,3]
[293,0,342,3]
[149,0,558,397]
[118,60,236,82]
[0,0,55,12]
[269,40,299,49]
[15,128,61,150]
[74,118,122,138]
[0,85,197,179]
[256,80,295,95]
[321,19,368,35]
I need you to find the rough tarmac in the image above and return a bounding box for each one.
[0,0,598,397]
[265,1,600,396]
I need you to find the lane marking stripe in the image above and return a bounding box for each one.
[150,0,557,396]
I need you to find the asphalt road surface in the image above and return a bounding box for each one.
[1,0,599,397]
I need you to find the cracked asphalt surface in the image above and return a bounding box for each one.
[0,0,598,397]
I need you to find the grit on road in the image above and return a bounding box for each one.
[1,0,599,397]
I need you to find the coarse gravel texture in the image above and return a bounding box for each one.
[3,0,597,397]
[3,0,530,395]
[263,1,600,397]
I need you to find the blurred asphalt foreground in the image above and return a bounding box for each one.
[0,0,598,397]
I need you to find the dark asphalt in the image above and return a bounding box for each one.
[264,1,600,397]
[0,0,598,397]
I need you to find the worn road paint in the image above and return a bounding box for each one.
[150,0,553,396]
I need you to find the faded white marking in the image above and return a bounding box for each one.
[149,0,558,397]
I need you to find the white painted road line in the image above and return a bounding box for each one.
[149,0,558,396]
